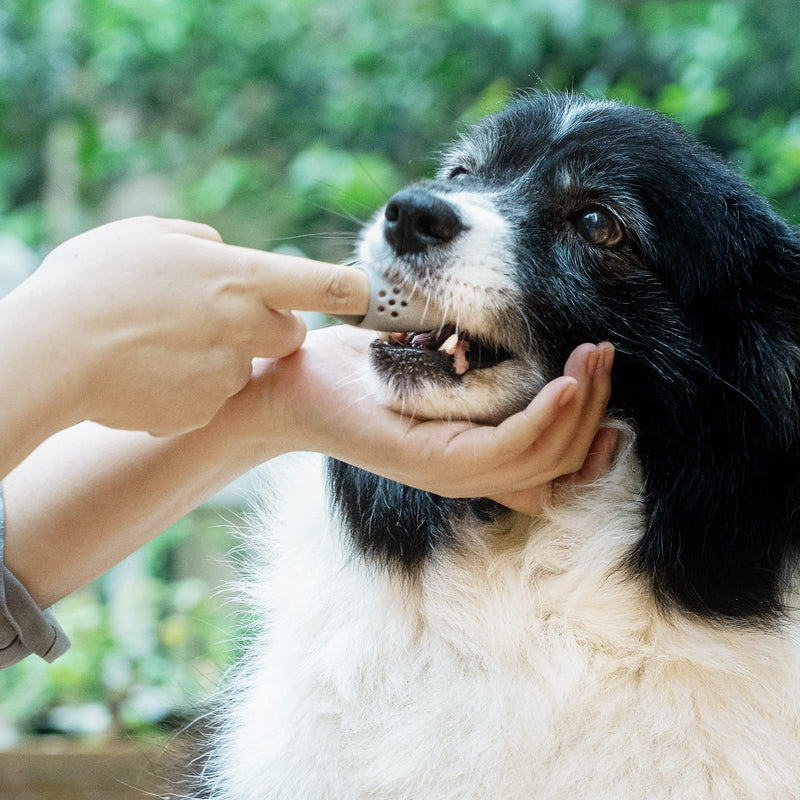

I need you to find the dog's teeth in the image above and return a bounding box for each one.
[439,333,459,354]
[378,331,391,341]
[453,339,470,375]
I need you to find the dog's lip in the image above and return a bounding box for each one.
[371,324,517,375]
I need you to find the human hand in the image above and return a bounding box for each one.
[478,344,617,513]
[233,326,615,514]
[17,217,368,435]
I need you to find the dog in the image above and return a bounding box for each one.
[193,92,800,798]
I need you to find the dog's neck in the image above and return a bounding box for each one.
[319,443,799,677]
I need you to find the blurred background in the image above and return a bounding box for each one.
[0,0,798,795]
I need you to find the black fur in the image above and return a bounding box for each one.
[327,459,502,569]
[328,92,800,622]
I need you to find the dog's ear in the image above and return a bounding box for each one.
[625,179,800,621]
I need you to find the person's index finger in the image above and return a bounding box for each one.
[226,244,370,316]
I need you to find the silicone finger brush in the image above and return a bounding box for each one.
[333,266,444,332]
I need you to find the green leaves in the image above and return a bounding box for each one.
[656,83,730,129]
[185,158,252,214]
[0,512,241,737]
[289,145,401,219]
[3,0,797,255]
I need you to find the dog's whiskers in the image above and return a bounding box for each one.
[333,370,371,391]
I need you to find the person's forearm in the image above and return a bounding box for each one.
[2,407,277,609]
[0,285,85,479]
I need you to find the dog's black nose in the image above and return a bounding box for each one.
[383,188,463,256]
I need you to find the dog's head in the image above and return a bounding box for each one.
[329,92,800,623]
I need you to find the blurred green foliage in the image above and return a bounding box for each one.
[0,510,242,739]
[0,0,798,264]
[1,0,798,739]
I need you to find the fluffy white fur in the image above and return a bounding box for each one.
[203,444,800,800]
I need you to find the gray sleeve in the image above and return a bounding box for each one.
[0,483,70,667]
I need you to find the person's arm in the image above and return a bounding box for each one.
[1,487,71,664]
[2,327,613,610]
[0,289,87,482]
[0,216,369,479]
[2,416,272,610]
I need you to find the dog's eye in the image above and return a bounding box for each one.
[447,166,470,179]
[574,209,623,247]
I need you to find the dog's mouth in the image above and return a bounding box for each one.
[369,324,517,380]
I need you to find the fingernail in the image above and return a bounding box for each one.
[558,379,578,407]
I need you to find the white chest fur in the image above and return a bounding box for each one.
[206,453,800,800]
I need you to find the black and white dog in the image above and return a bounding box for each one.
[198,93,800,798]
